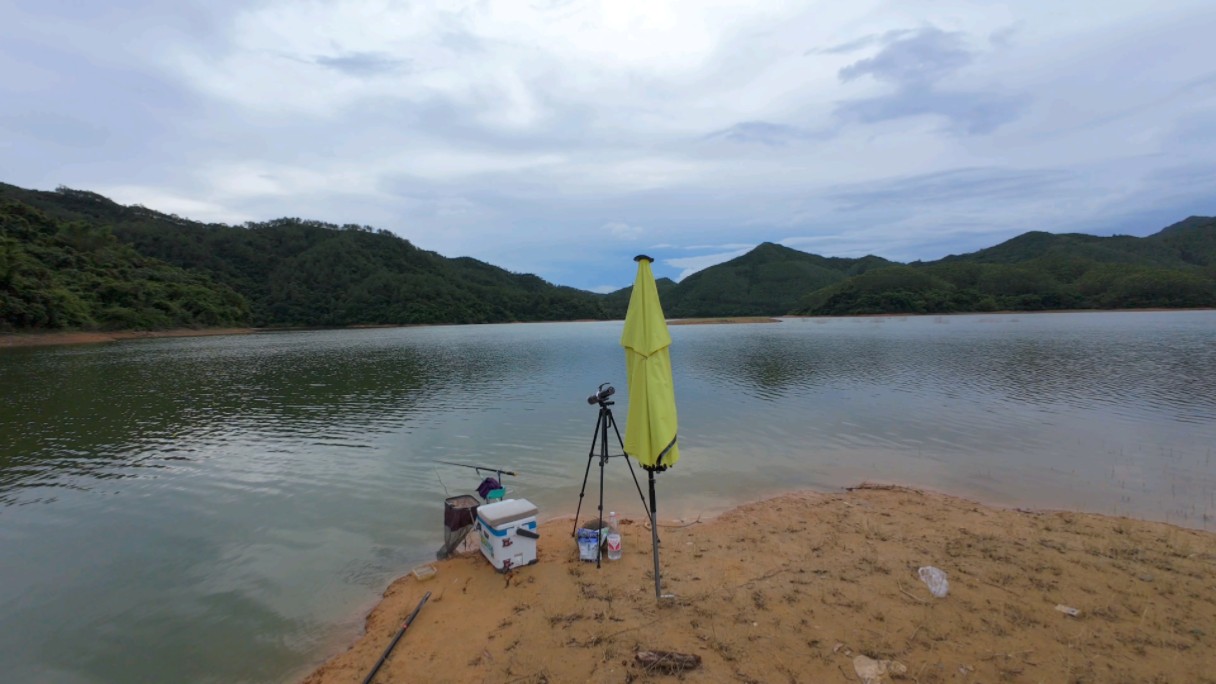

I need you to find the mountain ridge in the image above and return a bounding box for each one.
[3,181,1213,330]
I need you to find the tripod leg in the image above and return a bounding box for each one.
[608,410,656,534]
[573,410,604,537]
[597,407,608,570]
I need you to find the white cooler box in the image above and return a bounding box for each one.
[475,498,539,572]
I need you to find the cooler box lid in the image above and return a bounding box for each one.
[477,498,538,527]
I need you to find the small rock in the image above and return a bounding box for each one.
[1138,573,1154,582]
[853,655,908,683]
[1055,604,1081,617]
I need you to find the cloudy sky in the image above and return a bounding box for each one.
[3,1,1215,291]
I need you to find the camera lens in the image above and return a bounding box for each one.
[587,385,615,404]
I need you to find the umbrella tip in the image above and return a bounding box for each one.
[634,254,654,263]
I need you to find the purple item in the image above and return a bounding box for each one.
[476,477,502,501]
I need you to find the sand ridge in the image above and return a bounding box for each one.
[303,486,1216,683]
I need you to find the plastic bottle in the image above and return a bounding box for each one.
[606,511,622,560]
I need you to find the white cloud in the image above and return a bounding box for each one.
[665,247,752,281]
[164,0,805,122]
[91,185,255,225]
[603,221,643,240]
[682,243,755,251]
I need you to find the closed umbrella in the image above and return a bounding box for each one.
[620,255,679,598]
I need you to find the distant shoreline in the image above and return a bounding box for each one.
[667,316,782,325]
[0,328,257,349]
[782,307,1216,320]
[4,307,1212,349]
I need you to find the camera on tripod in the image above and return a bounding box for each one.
[586,383,615,405]
[574,379,649,569]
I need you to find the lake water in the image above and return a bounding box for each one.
[1,311,1214,683]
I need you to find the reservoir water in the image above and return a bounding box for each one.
[1,311,1214,682]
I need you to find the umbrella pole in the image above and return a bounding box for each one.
[610,410,656,530]
[648,469,662,598]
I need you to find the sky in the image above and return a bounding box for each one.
[2,1,1215,292]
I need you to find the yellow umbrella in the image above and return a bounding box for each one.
[620,255,678,598]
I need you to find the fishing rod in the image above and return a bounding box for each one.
[435,460,517,477]
[361,591,431,684]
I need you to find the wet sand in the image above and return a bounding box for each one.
[302,485,1216,683]
[0,327,256,348]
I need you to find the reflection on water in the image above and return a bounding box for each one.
[1,311,1214,683]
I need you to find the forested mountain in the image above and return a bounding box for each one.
[794,218,1216,315]
[2,181,1213,332]
[0,201,248,330]
[658,243,891,317]
[0,184,607,328]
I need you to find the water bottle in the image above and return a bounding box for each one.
[606,511,622,561]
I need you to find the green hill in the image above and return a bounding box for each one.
[661,242,891,317]
[0,184,607,327]
[3,181,1212,328]
[1151,216,1216,267]
[795,218,1216,315]
[1,200,249,331]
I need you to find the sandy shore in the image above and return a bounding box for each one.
[0,328,256,348]
[302,485,1216,683]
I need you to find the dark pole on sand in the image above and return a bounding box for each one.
[648,470,663,598]
[361,591,431,684]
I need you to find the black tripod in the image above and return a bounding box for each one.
[573,384,652,569]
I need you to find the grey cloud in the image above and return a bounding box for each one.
[812,29,914,56]
[836,88,1026,134]
[1090,161,1216,234]
[839,27,972,86]
[439,30,485,54]
[704,121,809,146]
[314,51,409,76]
[831,26,1024,134]
[1,110,110,148]
[1145,162,1216,190]
[531,0,583,10]
[0,27,210,190]
[781,220,1010,261]
[989,25,1019,48]
[828,167,1074,212]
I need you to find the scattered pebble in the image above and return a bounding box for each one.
[853,654,908,683]
[1055,604,1081,617]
